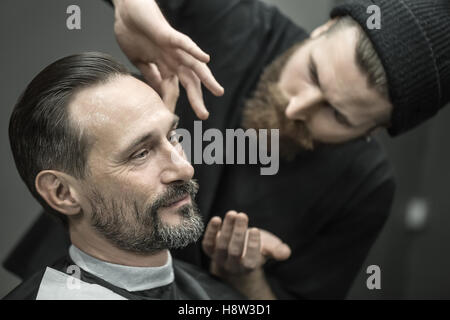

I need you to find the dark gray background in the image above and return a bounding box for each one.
[1,0,449,299]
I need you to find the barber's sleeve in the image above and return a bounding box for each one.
[156,0,244,28]
[105,0,303,75]
[156,0,278,55]
[103,0,241,23]
[265,168,396,299]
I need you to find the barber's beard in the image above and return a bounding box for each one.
[87,179,204,254]
[241,42,315,161]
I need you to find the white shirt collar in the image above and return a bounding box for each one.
[69,245,174,292]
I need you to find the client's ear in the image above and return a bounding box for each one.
[35,170,82,216]
[311,18,338,39]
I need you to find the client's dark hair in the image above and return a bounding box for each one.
[9,52,130,227]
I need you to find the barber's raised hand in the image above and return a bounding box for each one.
[202,211,291,278]
[112,0,224,119]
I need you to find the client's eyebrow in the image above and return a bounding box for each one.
[308,54,355,128]
[120,115,179,157]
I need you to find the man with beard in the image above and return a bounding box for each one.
[5,0,395,300]
[107,0,447,299]
[107,0,398,300]
[7,0,450,299]
[4,52,291,300]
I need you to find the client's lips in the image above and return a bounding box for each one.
[163,193,191,208]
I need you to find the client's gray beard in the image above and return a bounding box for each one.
[88,179,204,254]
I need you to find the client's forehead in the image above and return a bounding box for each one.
[68,75,172,156]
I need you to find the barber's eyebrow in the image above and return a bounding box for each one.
[120,115,179,157]
[308,54,320,87]
[308,54,355,128]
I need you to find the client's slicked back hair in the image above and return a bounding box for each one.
[9,52,130,226]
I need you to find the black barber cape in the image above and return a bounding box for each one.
[4,245,243,300]
[4,0,396,300]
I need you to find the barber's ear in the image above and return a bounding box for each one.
[311,18,338,39]
[35,170,82,217]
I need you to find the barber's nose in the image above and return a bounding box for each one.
[285,90,322,121]
[160,143,194,184]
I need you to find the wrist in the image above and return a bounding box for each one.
[225,268,276,300]
[219,267,264,288]
[111,0,122,7]
[112,0,155,7]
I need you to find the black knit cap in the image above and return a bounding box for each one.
[331,0,450,136]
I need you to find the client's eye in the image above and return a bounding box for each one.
[133,149,149,160]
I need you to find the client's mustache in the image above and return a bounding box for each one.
[151,179,199,212]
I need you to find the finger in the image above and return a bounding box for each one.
[242,228,261,271]
[169,31,210,63]
[178,66,209,120]
[161,75,180,112]
[273,243,292,261]
[137,62,163,95]
[176,50,224,97]
[138,63,179,113]
[260,230,292,261]
[157,62,174,80]
[213,211,237,267]
[264,242,291,261]
[225,213,249,271]
[202,216,222,258]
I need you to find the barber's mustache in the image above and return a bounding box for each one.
[151,179,199,212]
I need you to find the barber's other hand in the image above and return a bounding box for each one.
[112,0,224,119]
[202,211,291,277]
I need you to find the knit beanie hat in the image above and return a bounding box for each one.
[330,0,450,136]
